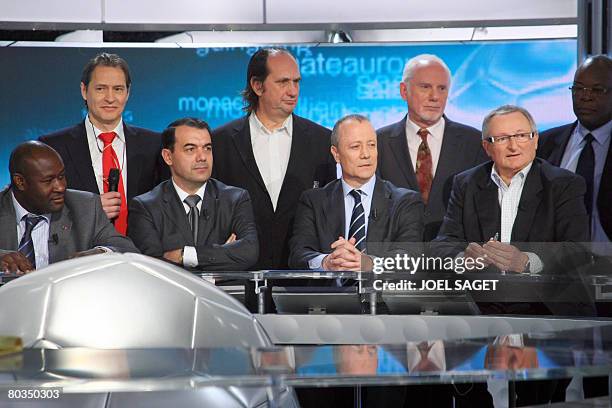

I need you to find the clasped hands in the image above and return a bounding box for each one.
[464,239,529,273]
[1,248,106,274]
[321,236,373,271]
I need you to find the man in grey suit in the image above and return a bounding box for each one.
[128,118,258,271]
[0,141,138,273]
[377,54,487,241]
[289,114,423,271]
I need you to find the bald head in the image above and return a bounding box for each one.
[9,141,67,215]
[572,54,612,131]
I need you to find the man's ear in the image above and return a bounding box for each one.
[250,78,264,96]
[331,145,340,164]
[161,149,173,167]
[80,82,88,102]
[12,173,26,191]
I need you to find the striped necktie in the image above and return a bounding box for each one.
[18,214,44,269]
[348,189,366,252]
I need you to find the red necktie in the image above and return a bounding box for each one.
[416,128,433,204]
[99,132,128,235]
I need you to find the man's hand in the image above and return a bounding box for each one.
[482,240,529,273]
[322,237,363,271]
[225,233,237,244]
[100,192,122,220]
[71,248,106,258]
[464,242,493,270]
[0,252,34,274]
[163,248,183,264]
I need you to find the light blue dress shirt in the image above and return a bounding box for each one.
[11,191,51,270]
[559,120,612,242]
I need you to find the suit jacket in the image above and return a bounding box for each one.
[127,178,258,271]
[377,115,487,241]
[212,114,336,270]
[39,121,168,201]
[431,158,590,273]
[538,122,612,240]
[288,178,424,269]
[0,188,138,263]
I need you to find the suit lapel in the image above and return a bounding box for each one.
[548,122,576,166]
[161,182,194,245]
[230,118,267,192]
[65,122,98,193]
[48,206,73,263]
[123,123,140,200]
[366,180,389,243]
[197,180,218,246]
[430,119,461,198]
[325,181,345,240]
[276,115,311,212]
[388,117,419,189]
[474,165,500,242]
[511,161,543,242]
[0,189,18,250]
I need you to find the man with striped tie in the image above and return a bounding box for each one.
[0,141,138,274]
[288,114,424,271]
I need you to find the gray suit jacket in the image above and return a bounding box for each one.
[288,178,424,269]
[128,178,259,271]
[0,188,138,263]
[377,115,487,241]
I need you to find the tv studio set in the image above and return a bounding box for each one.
[0,0,611,406]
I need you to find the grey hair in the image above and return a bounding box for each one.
[481,105,537,140]
[402,54,451,84]
[331,114,370,147]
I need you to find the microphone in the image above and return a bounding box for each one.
[48,234,58,245]
[108,168,120,192]
[370,208,378,221]
[203,208,209,220]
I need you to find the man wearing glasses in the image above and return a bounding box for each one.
[539,55,612,242]
[432,105,589,277]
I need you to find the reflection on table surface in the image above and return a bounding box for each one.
[1,325,612,391]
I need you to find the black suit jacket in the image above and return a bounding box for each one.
[377,116,487,241]
[538,122,612,240]
[39,121,168,201]
[431,158,589,273]
[212,114,336,270]
[288,178,424,269]
[127,178,258,271]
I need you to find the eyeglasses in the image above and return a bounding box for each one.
[569,86,609,96]
[484,132,535,145]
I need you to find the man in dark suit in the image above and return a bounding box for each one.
[39,53,167,235]
[128,118,258,271]
[0,141,138,273]
[212,48,336,272]
[289,114,423,271]
[433,105,589,274]
[377,54,487,241]
[538,55,612,243]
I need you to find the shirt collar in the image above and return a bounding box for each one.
[172,179,207,205]
[490,161,533,189]
[406,116,445,140]
[85,114,125,143]
[576,119,612,146]
[341,174,376,198]
[249,112,293,137]
[10,190,51,224]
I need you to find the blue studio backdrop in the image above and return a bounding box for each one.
[0,39,577,187]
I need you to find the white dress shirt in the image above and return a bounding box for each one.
[490,162,543,273]
[309,176,376,270]
[172,180,207,268]
[249,113,293,211]
[11,191,50,270]
[405,117,445,177]
[84,115,128,196]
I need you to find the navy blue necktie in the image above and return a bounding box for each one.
[576,133,595,217]
[348,190,366,252]
[18,214,44,268]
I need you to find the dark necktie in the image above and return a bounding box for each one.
[184,195,201,245]
[18,214,44,269]
[575,133,595,217]
[348,189,366,252]
[416,128,433,204]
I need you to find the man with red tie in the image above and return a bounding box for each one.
[39,53,167,235]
